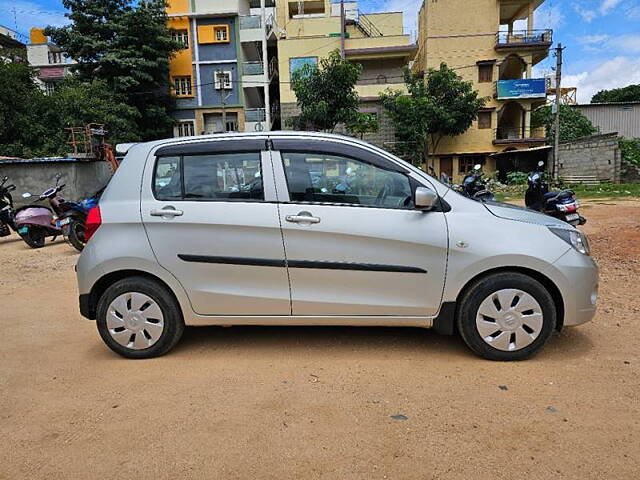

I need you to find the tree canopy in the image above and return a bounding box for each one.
[45,0,181,140]
[531,104,598,142]
[0,58,138,158]
[591,84,640,104]
[289,50,363,132]
[380,64,486,165]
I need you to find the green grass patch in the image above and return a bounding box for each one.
[494,183,640,203]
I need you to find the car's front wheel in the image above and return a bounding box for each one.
[457,272,557,361]
[96,276,184,359]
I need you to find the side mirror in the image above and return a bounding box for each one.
[415,187,438,210]
[537,161,544,167]
[22,192,32,199]
[474,164,482,171]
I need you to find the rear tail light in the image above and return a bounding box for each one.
[85,206,102,242]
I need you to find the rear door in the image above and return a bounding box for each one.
[140,138,291,316]
[271,138,448,317]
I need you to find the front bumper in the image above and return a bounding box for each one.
[545,248,599,327]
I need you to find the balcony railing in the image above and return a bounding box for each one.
[494,127,547,143]
[496,29,553,48]
[240,15,262,29]
[245,108,266,122]
[249,0,275,7]
[243,61,264,75]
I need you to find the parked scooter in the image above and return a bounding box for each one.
[0,176,18,238]
[460,164,496,202]
[525,161,586,226]
[55,190,101,251]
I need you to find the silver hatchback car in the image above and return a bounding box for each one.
[76,132,598,360]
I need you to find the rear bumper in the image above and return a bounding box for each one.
[79,294,95,320]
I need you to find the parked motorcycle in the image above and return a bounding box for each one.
[460,164,496,202]
[0,176,18,238]
[525,161,586,226]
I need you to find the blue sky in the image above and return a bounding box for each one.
[2,0,639,102]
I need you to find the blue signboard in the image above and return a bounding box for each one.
[496,78,546,99]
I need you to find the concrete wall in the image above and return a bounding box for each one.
[0,160,113,207]
[557,133,621,183]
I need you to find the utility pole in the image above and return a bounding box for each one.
[552,43,564,180]
[340,0,345,59]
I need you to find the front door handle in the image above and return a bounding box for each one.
[285,211,320,224]
[150,206,184,217]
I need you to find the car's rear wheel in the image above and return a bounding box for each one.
[457,272,556,361]
[96,276,184,359]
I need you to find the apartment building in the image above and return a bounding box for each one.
[0,25,25,51]
[414,0,551,180]
[276,0,417,146]
[166,0,280,137]
[27,28,75,94]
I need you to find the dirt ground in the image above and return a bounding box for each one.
[1,199,639,480]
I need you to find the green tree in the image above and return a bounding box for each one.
[619,138,640,178]
[289,50,362,132]
[380,64,486,166]
[591,84,640,103]
[531,105,598,142]
[46,0,181,141]
[346,112,379,139]
[0,56,49,157]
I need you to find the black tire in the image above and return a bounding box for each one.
[67,219,85,251]
[456,272,557,361]
[96,276,185,359]
[20,226,46,248]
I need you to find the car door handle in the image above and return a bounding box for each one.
[150,207,183,217]
[285,212,320,224]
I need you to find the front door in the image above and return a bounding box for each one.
[271,143,448,317]
[141,139,290,316]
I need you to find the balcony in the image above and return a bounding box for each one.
[243,61,264,75]
[493,127,547,145]
[496,29,552,48]
[240,15,262,29]
[495,78,547,100]
[245,107,266,122]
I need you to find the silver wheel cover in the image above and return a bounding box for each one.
[106,292,165,350]
[475,289,543,352]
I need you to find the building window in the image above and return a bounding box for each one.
[478,64,493,83]
[197,24,230,44]
[478,111,492,129]
[226,119,238,132]
[173,76,192,96]
[48,51,63,64]
[289,57,318,77]
[171,29,189,48]
[44,81,56,95]
[215,71,232,90]
[459,155,484,174]
[175,121,195,137]
[215,26,229,42]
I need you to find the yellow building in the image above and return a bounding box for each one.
[414,0,551,180]
[276,0,417,146]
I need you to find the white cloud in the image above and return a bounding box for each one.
[535,4,565,30]
[611,34,640,52]
[578,34,610,45]
[564,57,640,103]
[572,3,597,23]
[370,0,420,36]
[629,5,640,19]
[0,0,68,39]
[599,0,623,15]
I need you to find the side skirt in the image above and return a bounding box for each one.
[185,315,434,328]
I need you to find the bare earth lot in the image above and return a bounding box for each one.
[1,200,639,479]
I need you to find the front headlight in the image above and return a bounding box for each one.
[549,227,591,255]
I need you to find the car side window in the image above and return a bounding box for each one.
[281,152,414,209]
[154,156,182,200]
[153,152,263,201]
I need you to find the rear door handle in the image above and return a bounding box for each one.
[150,207,183,217]
[285,211,320,224]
